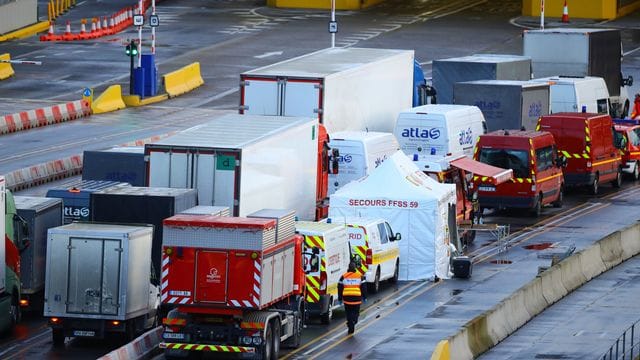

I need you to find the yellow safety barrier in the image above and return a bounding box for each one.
[521,0,640,20]
[267,0,384,9]
[123,94,169,107]
[163,62,204,98]
[0,54,15,80]
[0,21,50,42]
[430,340,450,360]
[92,85,126,114]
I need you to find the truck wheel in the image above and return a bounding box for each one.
[270,320,281,360]
[633,162,640,181]
[52,329,65,348]
[320,299,333,324]
[613,169,622,188]
[530,195,542,217]
[389,261,399,284]
[368,268,380,293]
[552,187,564,208]
[9,293,20,328]
[261,322,273,360]
[590,175,599,195]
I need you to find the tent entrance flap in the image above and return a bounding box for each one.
[449,156,513,185]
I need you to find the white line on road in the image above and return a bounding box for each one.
[189,88,239,108]
[254,51,283,59]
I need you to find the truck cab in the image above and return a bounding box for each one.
[474,130,564,216]
[613,119,640,180]
[538,112,623,194]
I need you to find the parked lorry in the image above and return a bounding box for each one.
[159,214,307,360]
[538,112,623,194]
[523,28,634,118]
[328,131,399,195]
[0,176,29,334]
[454,80,550,131]
[82,146,146,186]
[46,180,130,224]
[239,47,414,133]
[145,114,330,221]
[474,130,565,216]
[14,196,62,312]
[532,76,610,115]
[44,223,160,346]
[432,54,532,105]
[295,220,351,324]
[613,119,640,180]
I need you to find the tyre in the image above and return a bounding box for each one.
[552,186,564,208]
[368,268,380,293]
[613,169,622,188]
[590,175,599,195]
[320,299,333,325]
[389,261,399,284]
[270,320,281,360]
[261,320,273,360]
[52,329,65,348]
[9,293,20,329]
[633,162,640,181]
[530,195,542,217]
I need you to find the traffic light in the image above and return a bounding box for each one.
[125,40,138,57]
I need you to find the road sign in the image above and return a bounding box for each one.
[149,15,159,27]
[328,21,338,34]
[83,88,92,97]
[133,15,144,26]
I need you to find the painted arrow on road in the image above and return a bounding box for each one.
[254,51,283,59]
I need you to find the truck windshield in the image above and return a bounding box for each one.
[479,148,529,179]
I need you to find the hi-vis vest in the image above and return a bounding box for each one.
[342,272,362,304]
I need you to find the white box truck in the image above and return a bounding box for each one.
[145,114,319,220]
[44,223,160,346]
[328,131,399,195]
[532,76,611,115]
[239,47,414,133]
[523,28,634,118]
[295,220,351,324]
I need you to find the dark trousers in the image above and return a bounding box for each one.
[345,303,361,332]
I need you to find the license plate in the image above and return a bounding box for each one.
[478,185,496,192]
[163,332,185,340]
[73,330,95,337]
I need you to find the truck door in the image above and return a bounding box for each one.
[283,79,322,120]
[67,237,121,315]
[241,77,279,116]
[194,250,228,303]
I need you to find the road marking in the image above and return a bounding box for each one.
[1,327,52,360]
[188,88,239,108]
[623,45,640,56]
[254,51,283,59]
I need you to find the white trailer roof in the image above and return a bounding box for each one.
[330,131,393,142]
[242,47,413,78]
[436,54,530,64]
[148,114,314,150]
[49,222,153,235]
[458,79,550,89]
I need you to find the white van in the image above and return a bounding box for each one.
[295,221,351,324]
[327,217,401,293]
[532,76,610,115]
[328,131,399,195]
[394,104,487,160]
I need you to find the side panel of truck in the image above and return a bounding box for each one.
[0,178,5,294]
[148,151,237,212]
[521,87,550,130]
[241,77,279,115]
[240,76,322,120]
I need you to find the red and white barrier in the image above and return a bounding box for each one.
[0,99,91,135]
[4,154,83,191]
[98,326,163,360]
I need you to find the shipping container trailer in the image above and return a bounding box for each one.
[432,54,532,104]
[46,180,130,224]
[240,47,414,133]
[454,80,550,131]
[14,196,63,311]
[82,146,146,186]
[44,223,160,345]
[179,205,230,217]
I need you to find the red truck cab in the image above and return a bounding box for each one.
[612,119,640,180]
[474,130,564,216]
[538,113,622,194]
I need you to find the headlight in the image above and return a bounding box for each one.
[252,336,263,345]
[242,336,253,345]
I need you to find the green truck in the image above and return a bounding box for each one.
[0,175,29,334]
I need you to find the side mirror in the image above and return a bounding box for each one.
[555,156,568,168]
[623,75,634,87]
[393,233,402,241]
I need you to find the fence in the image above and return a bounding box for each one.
[602,319,640,360]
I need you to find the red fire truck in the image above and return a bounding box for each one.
[613,119,640,180]
[158,214,309,360]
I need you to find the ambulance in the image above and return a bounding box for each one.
[538,112,623,194]
[295,221,351,324]
[328,217,401,293]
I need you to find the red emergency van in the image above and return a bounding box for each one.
[538,113,622,194]
[613,119,640,180]
[474,130,564,216]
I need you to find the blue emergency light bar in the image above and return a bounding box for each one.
[613,118,640,126]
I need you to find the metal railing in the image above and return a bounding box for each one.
[601,320,640,360]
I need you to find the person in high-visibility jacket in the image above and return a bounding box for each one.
[338,262,367,335]
[631,93,640,120]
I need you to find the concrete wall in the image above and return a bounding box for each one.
[522,0,640,20]
[267,0,385,10]
[0,0,37,35]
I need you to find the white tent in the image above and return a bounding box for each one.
[329,151,456,281]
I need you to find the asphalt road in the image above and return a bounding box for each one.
[1,0,640,359]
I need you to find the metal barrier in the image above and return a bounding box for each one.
[601,320,640,360]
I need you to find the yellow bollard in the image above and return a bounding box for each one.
[56,0,60,17]
[47,1,52,21]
